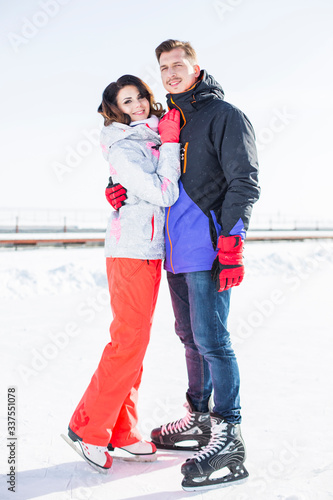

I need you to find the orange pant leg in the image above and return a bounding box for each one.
[111,263,162,447]
[69,258,161,446]
[109,367,143,448]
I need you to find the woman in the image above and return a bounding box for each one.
[64,75,180,472]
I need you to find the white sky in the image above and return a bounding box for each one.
[1,0,333,222]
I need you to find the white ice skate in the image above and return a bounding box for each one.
[61,434,112,474]
[108,439,157,462]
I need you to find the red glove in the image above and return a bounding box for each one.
[158,109,180,144]
[211,235,245,292]
[105,177,127,210]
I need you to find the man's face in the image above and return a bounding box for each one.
[159,48,201,94]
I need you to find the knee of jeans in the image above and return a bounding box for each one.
[175,326,195,347]
[195,336,235,357]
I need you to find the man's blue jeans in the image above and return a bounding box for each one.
[167,270,241,424]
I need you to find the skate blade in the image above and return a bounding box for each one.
[110,447,157,462]
[60,434,110,474]
[182,464,249,492]
[153,440,202,452]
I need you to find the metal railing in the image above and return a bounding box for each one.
[1,209,333,247]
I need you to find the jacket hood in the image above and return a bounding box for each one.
[100,116,160,158]
[195,70,225,101]
[166,70,224,113]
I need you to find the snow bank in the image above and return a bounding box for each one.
[1,241,332,299]
[0,248,107,299]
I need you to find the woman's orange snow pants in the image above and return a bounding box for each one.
[69,258,162,447]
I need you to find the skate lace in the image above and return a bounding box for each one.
[161,407,195,435]
[191,422,228,462]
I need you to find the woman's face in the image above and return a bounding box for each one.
[116,85,150,122]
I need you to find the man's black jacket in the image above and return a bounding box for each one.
[164,70,260,274]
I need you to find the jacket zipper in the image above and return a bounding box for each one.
[166,207,175,273]
[181,142,189,174]
[151,214,154,241]
[170,97,186,131]
[167,98,186,274]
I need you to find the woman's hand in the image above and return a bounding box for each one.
[158,109,180,144]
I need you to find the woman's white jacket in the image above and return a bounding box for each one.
[100,120,180,259]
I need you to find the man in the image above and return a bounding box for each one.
[106,39,260,491]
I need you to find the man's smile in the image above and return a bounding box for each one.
[167,79,182,87]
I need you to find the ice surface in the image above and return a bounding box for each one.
[1,241,333,499]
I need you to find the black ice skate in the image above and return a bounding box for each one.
[150,394,211,451]
[181,413,249,491]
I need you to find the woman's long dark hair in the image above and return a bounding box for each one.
[98,75,164,126]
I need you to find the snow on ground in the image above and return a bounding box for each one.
[0,240,333,500]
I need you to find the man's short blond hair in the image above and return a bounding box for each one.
[155,39,198,65]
